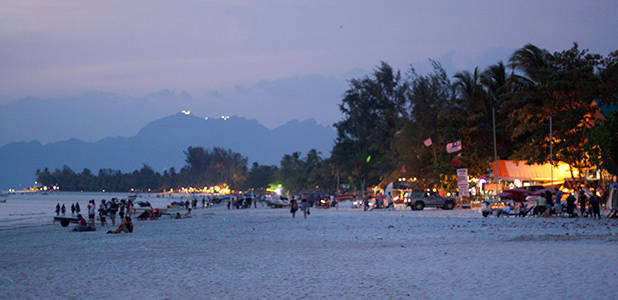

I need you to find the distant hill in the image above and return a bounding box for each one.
[0,113,336,189]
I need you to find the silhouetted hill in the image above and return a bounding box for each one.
[0,113,335,189]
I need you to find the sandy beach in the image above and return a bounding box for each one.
[1,196,617,299]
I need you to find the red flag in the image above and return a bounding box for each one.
[423,137,432,147]
[450,153,462,166]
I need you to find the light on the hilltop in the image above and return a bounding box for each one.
[181,110,191,115]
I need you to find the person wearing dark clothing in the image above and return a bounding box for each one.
[71,204,76,216]
[109,199,119,226]
[566,194,576,217]
[55,203,60,216]
[544,191,553,217]
[75,202,80,214]
[590,194,601,219]
[579,189,587,217]
[99,200,107,227]
[301,198,309,219]
[227,199,231,210]
[61,204,66,215]
[290,197,298,218]
[119,200,126,220]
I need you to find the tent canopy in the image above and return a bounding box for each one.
[494,160,580,182]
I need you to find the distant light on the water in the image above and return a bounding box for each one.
[181,110,191,115]
[221,115,230,120]
[204,117,209,120]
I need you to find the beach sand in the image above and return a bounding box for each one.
[1,203,617,299]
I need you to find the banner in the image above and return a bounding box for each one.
[423,137,432,147]
[446,140,462,153]
[457,168,469,197]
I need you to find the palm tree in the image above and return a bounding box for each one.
[508,43,554,85]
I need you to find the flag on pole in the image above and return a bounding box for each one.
[450,153,462,166]
[446,140,462,153]
[423,137,432,147]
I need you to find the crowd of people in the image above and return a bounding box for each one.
[484,185,610,219]
[56,198,135,233]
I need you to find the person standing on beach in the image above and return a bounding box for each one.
[75,202,80,215]
[290,196,298,218]
[590,192,601,219]
[88,200,96,225]
[126,200,133,218]
[579,188,587,217]
[61,204,66,215]
[55,203,60,216]
[387,192,394,211]
[566,193,576,217]
[119,200,126,221]
[71,203,76,216]
[109,198,118,226]
[99,200,107,227]
[301,198,309,219]
[544,191,553,217]
[554,189,563,215]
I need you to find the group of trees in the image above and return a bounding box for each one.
[36,146,334,193]
[36,147,249,192]
[36,43,617,194]
[332,43,617,192]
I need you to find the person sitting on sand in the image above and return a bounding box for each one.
[175,212,182,219]
[150,208,161,220]
[518,202,529,217]
[137,209,150,221]
[184,208,192,218]
[107,217,133,234]
[73,214,96,232]
[497,203,513,217]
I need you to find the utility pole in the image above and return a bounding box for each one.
[550,115,553,189]
[492,106,498,191]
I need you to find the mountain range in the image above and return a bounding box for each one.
[0,113,336,190]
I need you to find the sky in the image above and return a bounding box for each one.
[1,0,617,130]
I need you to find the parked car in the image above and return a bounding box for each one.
[405,191,456,210]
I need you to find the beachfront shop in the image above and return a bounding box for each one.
[482,160,602,195]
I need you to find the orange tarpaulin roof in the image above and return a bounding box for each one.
[493,160,579,181]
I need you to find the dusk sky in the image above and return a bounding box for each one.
[1,0,617,129]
